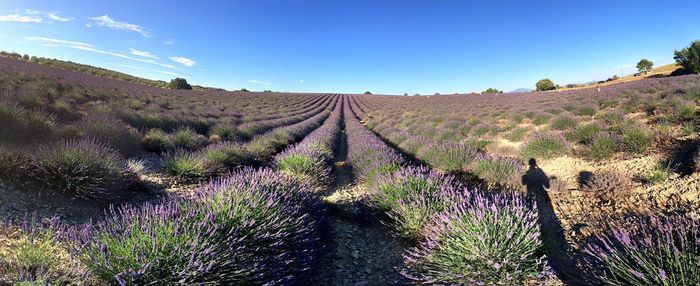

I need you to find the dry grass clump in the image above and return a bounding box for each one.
[578,170,633,206]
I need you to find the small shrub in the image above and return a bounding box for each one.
[471,156,524,188]
[584,215,700,286]
[507,127,529,142]
[533,114,551,126]
[0,150,37,186]
[72,168,323,285]
[521,133,568,160]
[0,220,95,285]
[586,132,619,160]
[172,127,205,150]
[209,124,241,141]
[37,139,130,198]
[163,150,207,181]
[276,152,331,187]
[404,192,552,284]
[622,127,653,154]
[568,124,602,145]
[648,162,674,185]
[575,106,597,117]
[0,104,55,143]
[419,142,479,173]
[579,170,631,204]
[369,166,464,240]
[142,128,173,153]
[551,115,578,130]
[201,142,250,172]
[76,116,141,156]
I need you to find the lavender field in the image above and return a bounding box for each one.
[0,53,699,286]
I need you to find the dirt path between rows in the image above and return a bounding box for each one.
[310,121,406,286]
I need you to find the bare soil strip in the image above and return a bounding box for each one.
[311,122,405,286]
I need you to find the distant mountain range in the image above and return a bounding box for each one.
[509,88,533,93]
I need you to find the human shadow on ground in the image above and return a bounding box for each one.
[522,158,589,285]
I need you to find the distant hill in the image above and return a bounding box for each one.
[559,63,680,91]
[0,51,219,91]
[510,88,533,93]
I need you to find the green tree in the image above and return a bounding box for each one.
[364,91,372,95]
[483,88,502,94]
[535,79,556,91]
[636,59,654,74]
[168,78,192,90]
[674,40,700,74]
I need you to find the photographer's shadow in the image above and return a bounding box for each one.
[522,158,587,285]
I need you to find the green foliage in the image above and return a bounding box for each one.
[587,134,618,160]
[636,59,654,73]
[172,127,204,150]
[551,116,577,130]
[163,150,206,181]
[568,124,602,145]
[648,162,674,184]
[483,88,502,94]
[532,114,551,126]
[622,128,653,154]
[673,40,700,74]
[364,91,372,95]
[522,134,568,160]
[37,139,129,198]
[535,79,556,91]
[575,106,597,117]
[142,129,173,153]
[0,104,55,144]
[507,127,529,142]
[168,78,192,90]
[471,157,522,188]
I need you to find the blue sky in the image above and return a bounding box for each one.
[1,0,699,94]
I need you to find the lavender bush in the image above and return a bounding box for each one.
[584,215,700,285]
[403,192,552,285]
[369,166,465,240]
[36,139,133,198]
[71,168,324,285]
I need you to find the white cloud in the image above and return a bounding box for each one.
[25,36,178,70]
[130,48,159,59]
[248,79,272,86]
[25,36,92,48]
[164,39,175,45]
[89,15,150,37]
[26,10,72,22]
[155,70,181,77]
[299,80,304,83]
[0,14,43,23]
[169,56,196,67]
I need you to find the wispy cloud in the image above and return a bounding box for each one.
[155,70,182,77]
[163,39,175,45]
[26,10,72,22]
[130,48,159,59]
[25,36,178,70]
[88,15,150,37]
[0,14,43,23]
[248,79,272,86]
[169,56,196,67]
[299,80,304,84]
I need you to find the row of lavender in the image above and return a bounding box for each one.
[342,95,553,284]
[0,97,344,284]
[273,94,344,188]
[349,95,524,189]
[161,95,339,183]
[0,169,327,285]
[349,95,700,285]
[0,95,338,201]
